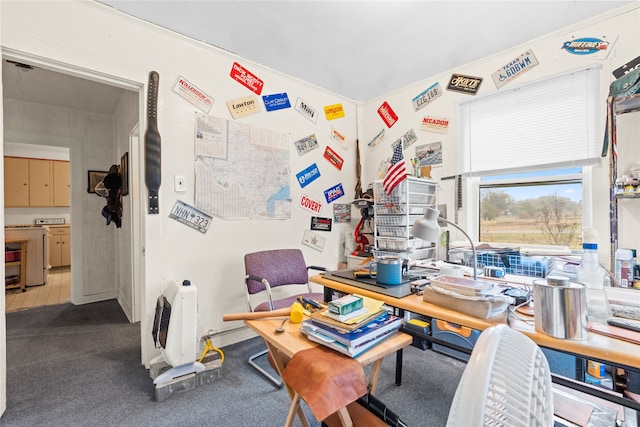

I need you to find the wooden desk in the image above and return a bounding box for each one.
[245,317,412,395]
[5,238,28,293]
[245,317,411,427]
[312,274,640,370]
[312,273,640,417]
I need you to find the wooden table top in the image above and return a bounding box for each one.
[245,316,412,367]
[312,274,640,370]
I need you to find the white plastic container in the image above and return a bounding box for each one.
[615,248,635,288]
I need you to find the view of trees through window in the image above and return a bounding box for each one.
[479,181,582,249]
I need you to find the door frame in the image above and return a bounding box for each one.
[1,48,145,414]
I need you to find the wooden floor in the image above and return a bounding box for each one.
[5,267,71,313]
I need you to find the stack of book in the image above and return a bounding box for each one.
[300,294,403,358]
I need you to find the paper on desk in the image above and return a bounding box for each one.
[320,294,385,324]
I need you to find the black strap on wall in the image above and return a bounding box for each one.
[145,71,161,214]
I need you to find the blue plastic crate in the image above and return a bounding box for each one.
[454,249,554,278]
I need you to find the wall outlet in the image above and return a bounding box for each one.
[174,175,186,192]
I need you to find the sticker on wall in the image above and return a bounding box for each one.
[296,163,321,188]
[447,74,483,95]
[300,194,323,214]
[324,183,345,204]
[294,134,319,156]
[368,128,386,149]
[416,142,442,166]
[295,97,319,123]
[412,82,443,112]
[560,36,616,59]
[262,93,291,111]
[420,116,449,133]
[333,204,351,223]
[331,127,349,149]
[172,75,214,113]
[311,216,332,232]
[302,229,325,252]
[226,95,260,119]
[323,146,344,170]
[324,103,345,121]
[391,128,418,150]
[491,50,539,89]
[169,200,212,234]
[377,101,398,128]
[613,55,640,79]
[230,62,264,95]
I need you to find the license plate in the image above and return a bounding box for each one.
[169,200,212,233]
[491,50,539,89]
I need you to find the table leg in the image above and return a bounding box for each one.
[265,341,310,427]
[369,359,382,395]
[395,348,403,386]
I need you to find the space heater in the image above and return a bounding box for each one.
[151,279,205,384]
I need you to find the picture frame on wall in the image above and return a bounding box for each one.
[120,152,129,196]
[87,170,108,194]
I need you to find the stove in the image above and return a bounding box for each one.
[35,218,66,225]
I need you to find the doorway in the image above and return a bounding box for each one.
[1,55,141,318]
[4,144,72,313]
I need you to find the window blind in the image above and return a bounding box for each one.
[457,66,601,176]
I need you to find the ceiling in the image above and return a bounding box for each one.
[1,1,634,114]
[97,0,633,100]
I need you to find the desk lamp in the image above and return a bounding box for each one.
[411,207,478,280]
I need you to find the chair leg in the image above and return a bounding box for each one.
[248,348,283,388]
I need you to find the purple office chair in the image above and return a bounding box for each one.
[244,248,326,387]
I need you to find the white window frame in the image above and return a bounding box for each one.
[466,167,592,246]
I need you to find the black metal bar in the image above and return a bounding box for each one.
[552,373,640,412]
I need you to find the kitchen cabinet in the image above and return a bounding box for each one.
[3,157,70,207]
[47,226,71,268]
[29,158,52,206]
[52,161,70,206]
[4,157,29,206]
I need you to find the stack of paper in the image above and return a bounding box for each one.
[301,294,403,357]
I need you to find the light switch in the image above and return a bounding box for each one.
[174,175,186,192]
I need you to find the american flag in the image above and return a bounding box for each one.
[383,143,407,195]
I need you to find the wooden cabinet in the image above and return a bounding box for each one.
[4,157,29,206]
[52,161,70,206]
[5,239,27,292]
[28,158,52,206]
[3,157,70,207]
[47,226,71,268]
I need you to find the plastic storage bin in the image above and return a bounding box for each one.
[431,319,480,362]
[401,317,431,350]
[541,348,583,381]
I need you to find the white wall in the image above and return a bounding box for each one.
[113,90,140,322]
[1,0,360,369]
[360,3,640,268]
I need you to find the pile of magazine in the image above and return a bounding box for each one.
[300,294,403,358]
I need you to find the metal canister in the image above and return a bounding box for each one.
[533,275,588,340]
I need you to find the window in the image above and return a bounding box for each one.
[479,168,583,249]
[458,67,600,248]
